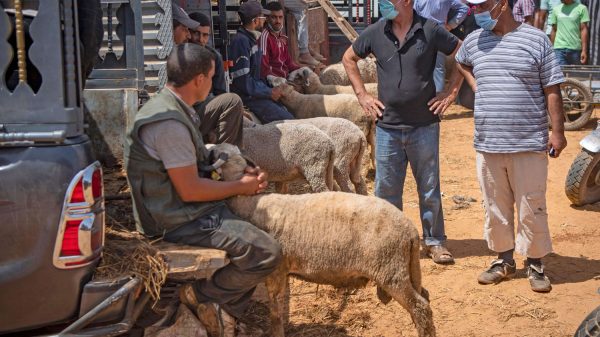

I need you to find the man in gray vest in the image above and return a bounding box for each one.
[125,44,282,335]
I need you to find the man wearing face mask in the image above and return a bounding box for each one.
[229,0,295,123]
[259,1,301,79]
[455,0,567,293]
[342,0,464,265]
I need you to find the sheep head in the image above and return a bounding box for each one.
[205,143,254,182]
[266,75,288,88]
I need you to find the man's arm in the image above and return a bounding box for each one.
[447,0,469,29]
[342,47,384,119]
[544,84,567,157]
[581,23,588,64]
[523,0,536,25]
[456,62,476,92]
[550,25,557,43]
[535,10,548,30]
[428,41,464,115]
[168,165,268,202]
[259,32,272,78]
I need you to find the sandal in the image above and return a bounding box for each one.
[426,245,454,264]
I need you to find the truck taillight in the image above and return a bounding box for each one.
[61,220,83,256]
[53,162,105,269]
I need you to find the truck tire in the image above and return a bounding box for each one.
[574,305,600,337]
[561,78,593,131]
[565,149,600,206]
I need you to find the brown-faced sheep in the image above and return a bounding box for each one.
[209,143,436,337]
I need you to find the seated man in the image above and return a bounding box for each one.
[172,2,197,44]
[229,0,295,123]
[125,44,282,336]
[259,1,302,79]
[188,11,245,146]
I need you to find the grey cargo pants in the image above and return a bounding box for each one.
[194,93,244,148]
[163,204,282,318]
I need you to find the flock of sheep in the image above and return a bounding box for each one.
[208,59,437,337]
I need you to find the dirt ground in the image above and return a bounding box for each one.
[105,105,600,337]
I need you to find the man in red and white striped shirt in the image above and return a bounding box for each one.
[259,1,301,79]
[513,0,536,24]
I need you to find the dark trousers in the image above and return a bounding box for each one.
[163,204,282,318]
[195,93,244,147]
[244,98,294,124]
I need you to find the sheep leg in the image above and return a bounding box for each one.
[303,150,335,192]
[333,166,354,193]
[350,139,368,195]
[264,268,290,337]
[368,123,376,170]
[379,284,436,337]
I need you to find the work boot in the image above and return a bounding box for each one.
[478,259,516,285]
[526,262,552,293]
[179,284,236,337]
[298,52,320,66]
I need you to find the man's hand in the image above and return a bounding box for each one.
[581,51,588,65]
[428,91,457,117]
[357,92,384,119]
[271,87,282,101]
[238,166,269,195]
[548,132,567,158]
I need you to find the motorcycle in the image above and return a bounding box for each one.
[565,121,600,206]
[573,288,600,337]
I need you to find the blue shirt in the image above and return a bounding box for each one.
[413,0,469,29]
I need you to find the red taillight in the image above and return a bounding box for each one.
[92,169,102,199]
[61,220,82,256]
[70,178,85,203]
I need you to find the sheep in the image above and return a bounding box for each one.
[319,57,378,85]
[242,121,335,193]
[289,67,378,96]
[208,143,436,337]
[275,117,368,195]
[273,80,376,168]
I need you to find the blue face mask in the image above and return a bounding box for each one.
[474,2,501,31]
[379,0,399,20]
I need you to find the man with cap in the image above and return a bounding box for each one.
[229,0,295,123]
[171,5,246,149]
[172,2,199,44]
[343,0,464,265]
[455,0,567,292]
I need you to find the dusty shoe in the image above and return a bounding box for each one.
[478,259,516,285]
[196,303,236,337]
[179,283,200,309]
[526,263,552,293]
[298,52,320,66]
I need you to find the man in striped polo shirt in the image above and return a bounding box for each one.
[456,0,567,292]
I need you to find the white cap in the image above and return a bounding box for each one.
[466,0,488,4]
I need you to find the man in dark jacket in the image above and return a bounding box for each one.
[229,1,294,123]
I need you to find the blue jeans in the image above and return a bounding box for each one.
[374,123,446,246]
[244,98,295,124]
[433,52,446,93]
[554,48,581,65]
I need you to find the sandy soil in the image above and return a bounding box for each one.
[252,106,600,337]
[105,105,600,337]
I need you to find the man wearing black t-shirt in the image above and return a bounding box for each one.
[342,0,463,264]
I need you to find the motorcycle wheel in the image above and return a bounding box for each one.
[560,78,593,131]
[574,305,600,337]
[565,149,600,206]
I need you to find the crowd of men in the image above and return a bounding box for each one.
[122,0,597,335]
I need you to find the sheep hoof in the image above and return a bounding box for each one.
[376,286,392,305]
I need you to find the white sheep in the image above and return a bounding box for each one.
[275,117,368,195]
[209,143,436,337]
[273,81,376,169]
[289,67,378,96]
[242,121,335,193]
[319,57,378,85]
